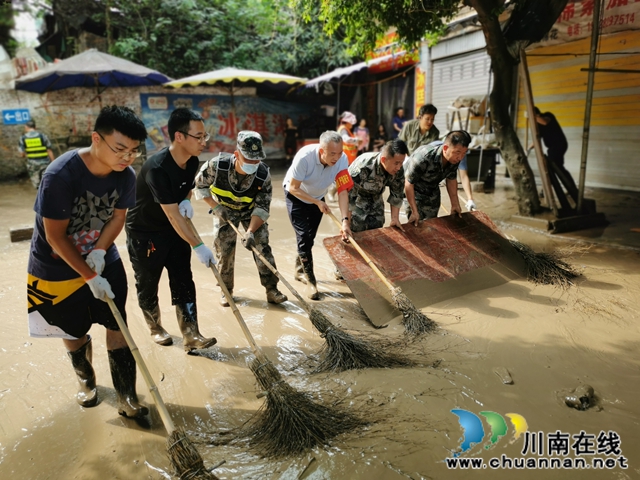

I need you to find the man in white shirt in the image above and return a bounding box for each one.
[283,131,352,300]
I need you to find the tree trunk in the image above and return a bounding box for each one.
[467,0,541,216]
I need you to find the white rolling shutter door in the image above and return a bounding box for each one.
[431,50,492,133]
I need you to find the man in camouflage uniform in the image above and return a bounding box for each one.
[19,120,55,189]
[348,139,409,233]
[404,130,470,223]
[399,104,440,155]
[194,131,287,307]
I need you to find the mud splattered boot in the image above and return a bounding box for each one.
[67,335,98,407]
[108,347,149,418]
[299,254,320,300]
[176,302,217,352]
[142,305,172,346]
[294,256,307,284]
[266,286,287,304]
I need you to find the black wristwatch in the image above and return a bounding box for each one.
[342,217,349,222]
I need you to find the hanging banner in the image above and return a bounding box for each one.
[414,67,426,116]
[537,0,640,47]
[140,93,314,157]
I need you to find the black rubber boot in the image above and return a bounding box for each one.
[108,347,149,418]
[67,335,98,407]
[299,253,320,300]
[266,287,287,304]
[176,302,217,352]
[294,256,307,284]
[142,305,172,346]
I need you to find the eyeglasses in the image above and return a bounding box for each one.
[179,131,210,144]
[97,132,142,159]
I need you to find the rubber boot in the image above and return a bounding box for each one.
[220,290,232,308]
[299,254,320,300]
[67,335,98,407]
[108,347,149,418]
[176,302,217,352]
[266,287,287,304]
[142,305,172,346]
[294,256,307,284]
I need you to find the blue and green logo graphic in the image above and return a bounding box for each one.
[451,409,528,456]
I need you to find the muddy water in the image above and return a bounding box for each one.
[1,168,639,479]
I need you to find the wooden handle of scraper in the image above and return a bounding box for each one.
[105,297,176,434]
[184,218,264,358]
[327,211,396,292]
[226,221,311,314]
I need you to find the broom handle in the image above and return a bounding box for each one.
[226,221,311,315]
[106,297,176,434]
[185,218,265,359]
[327,211,396,292]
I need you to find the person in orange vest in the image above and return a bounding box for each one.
[19,120,55,189]
[337,111,359,165]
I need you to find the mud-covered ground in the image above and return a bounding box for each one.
[1,165,639,479]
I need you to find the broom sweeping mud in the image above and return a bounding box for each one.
[226,221,411,372]
[105,298,217,480]
[186,219,365,457]
[327,211,437,335]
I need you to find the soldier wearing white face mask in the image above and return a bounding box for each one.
[194,131,287,307]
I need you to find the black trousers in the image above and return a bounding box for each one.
[126,229,195,311]
[285,190,324,261]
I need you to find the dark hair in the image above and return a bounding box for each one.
[533,106,541,116]
[445,130,471,148]
[94,105,147,141]
[395,107,404,116]
[168,108,204,142]
[382,139,409,157]
[26,120,36,128]
[418,104,437,117]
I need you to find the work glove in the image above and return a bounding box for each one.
[178,199,194,219]
[210,204,230,222]
[86,248,106,275]
[85,274,114,302]
[465,199,476,211]
[241,231,256,251]
[193,243,216,267]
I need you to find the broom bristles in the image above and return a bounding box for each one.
[309,308,413,372]
[243,358,366,457]
[167,427,218,479]
[392,288,438,335]
[509,240,580,288]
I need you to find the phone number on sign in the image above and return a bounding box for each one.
[600,13,635,27]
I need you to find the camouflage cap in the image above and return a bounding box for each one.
[237,131,266,160]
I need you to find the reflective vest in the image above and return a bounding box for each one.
[338,125,358,164]
[23,134,49,160]
[209,154,269,211]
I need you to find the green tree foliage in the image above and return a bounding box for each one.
[1,2,18,57]
[91,0,356,79]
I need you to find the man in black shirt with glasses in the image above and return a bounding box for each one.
[126,108,217,353]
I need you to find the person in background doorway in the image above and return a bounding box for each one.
[373,124,388,152]
[26,106,149,418]
[126,108,217,353]
[354,118,370,155]
[19,119,56,189]
[284,117,298,162]
[337,111,359,165]
[399,104,440,155]
[391,107,406,139]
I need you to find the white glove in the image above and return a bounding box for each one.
[178,199,194,219]
[86,248,106,275]
[193,243,216,267]
[86,274,114,302]
[465,199,476,211]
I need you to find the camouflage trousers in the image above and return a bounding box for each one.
[212,210,279,292]
[350,195,385,233]
[405,189,441,221]
[27,159,50,189]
